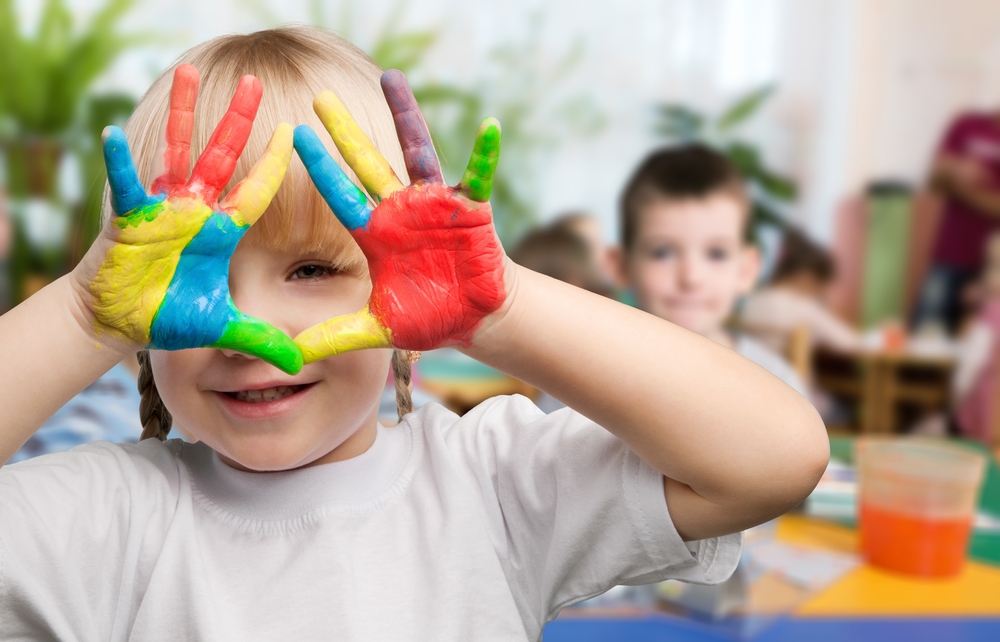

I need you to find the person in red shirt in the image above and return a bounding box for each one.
[915,111,1000,334]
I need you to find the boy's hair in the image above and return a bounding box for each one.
[510,225,611,297]
[771,228,836,284]
[619,144,750,252]
[117,27,414,440]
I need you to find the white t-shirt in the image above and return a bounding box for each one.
[735,334,809,398]
[0,395,741,641]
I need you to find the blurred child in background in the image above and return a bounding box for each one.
[953,231,1000,443]
[550,211,617,290]
[616,144,807,397]
[510,223,613,298]
[740,228,861,355]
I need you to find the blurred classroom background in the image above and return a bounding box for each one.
[3,0,1000,640]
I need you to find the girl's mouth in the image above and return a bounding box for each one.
[225,384,309,403]
[215,383,316,420]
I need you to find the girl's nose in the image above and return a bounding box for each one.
[219,349,261,361]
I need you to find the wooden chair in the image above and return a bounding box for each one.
[786,324,813,385]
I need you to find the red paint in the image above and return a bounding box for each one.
[188,74,263,205]
[359,183,506,350]
[859,502,973,577]
[152,64,199,195]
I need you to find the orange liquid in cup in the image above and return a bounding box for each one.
[859,502,973,577]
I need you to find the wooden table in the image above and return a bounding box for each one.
[814,348,955,434]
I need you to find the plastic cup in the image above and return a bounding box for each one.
[857,438,986,578]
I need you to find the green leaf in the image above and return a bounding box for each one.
[722,140,762,176]
[654,104,704,140]
[716,84,775,133]
[753,167,798,201]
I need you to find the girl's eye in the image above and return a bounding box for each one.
[707,247,731,262]
[289,264,334,280]
[648,246,676,261]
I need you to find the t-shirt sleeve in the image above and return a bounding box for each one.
[434,395,742,623]
[0,441,175,640]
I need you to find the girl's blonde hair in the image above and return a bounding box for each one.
[119,26,414,440]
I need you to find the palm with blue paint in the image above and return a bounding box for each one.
[89,64,302,374]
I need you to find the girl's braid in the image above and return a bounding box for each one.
[391,349,418,421]
[137,350,173,441]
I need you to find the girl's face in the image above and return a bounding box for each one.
[151,190,391,472]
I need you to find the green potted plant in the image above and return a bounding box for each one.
[654,85,797,241]
[0,0,138,301]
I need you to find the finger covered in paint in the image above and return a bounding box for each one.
[212,309,304,374]
[294,306,392,364]
[222,122,294,227]
[312,90,404,200]
[152,64,199,195]
[293,125,372,231]
[381,69,443,186]
[103,126,152,216]
[188,74,263,204]
[459,117,501,202]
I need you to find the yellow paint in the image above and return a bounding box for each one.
[775,515,1000,616]
[90,197,214,344]
[313,91,404,200]
[223,123,293,226]
[294,305,392,363]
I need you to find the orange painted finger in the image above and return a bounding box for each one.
[188,75,263,204]
[313,90,404,200]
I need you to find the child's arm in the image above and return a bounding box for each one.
[0,66,299,464]
[469,267,827,540]
[294,71,828,541]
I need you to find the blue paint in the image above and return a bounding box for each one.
[103,126,153,215]
[149,213,247,350]
[293,125,372,230]
[544,615,1000,642]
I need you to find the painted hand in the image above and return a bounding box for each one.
[292,69,506,364]
[90,64,303,374]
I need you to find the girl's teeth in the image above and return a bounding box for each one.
[233,386,299,403]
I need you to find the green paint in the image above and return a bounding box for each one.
[460,117,501,202]
[115,201,163,229]
[211,310,304,375]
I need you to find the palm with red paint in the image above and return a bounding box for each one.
[292,70,507,362]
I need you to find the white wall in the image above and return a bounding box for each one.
[35,0,1000,244]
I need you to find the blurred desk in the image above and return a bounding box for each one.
[815,348,954,434]
[545,438,1000,641]
[418,349,536,415]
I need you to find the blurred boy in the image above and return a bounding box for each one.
[616,144,806,396]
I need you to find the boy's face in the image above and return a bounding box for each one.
[622,195,759,338]
[151,189,391,472]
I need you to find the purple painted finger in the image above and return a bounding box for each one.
[381,69,443,185]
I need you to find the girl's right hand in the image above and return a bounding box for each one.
[72,64,303,374]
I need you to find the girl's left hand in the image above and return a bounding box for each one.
[291,70,509,363]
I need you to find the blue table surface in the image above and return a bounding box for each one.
[544,615,1000,642]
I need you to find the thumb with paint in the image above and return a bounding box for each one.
[71,64,304,375]
[292,69,511,363]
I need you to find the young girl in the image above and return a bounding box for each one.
[0,27,827,640]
